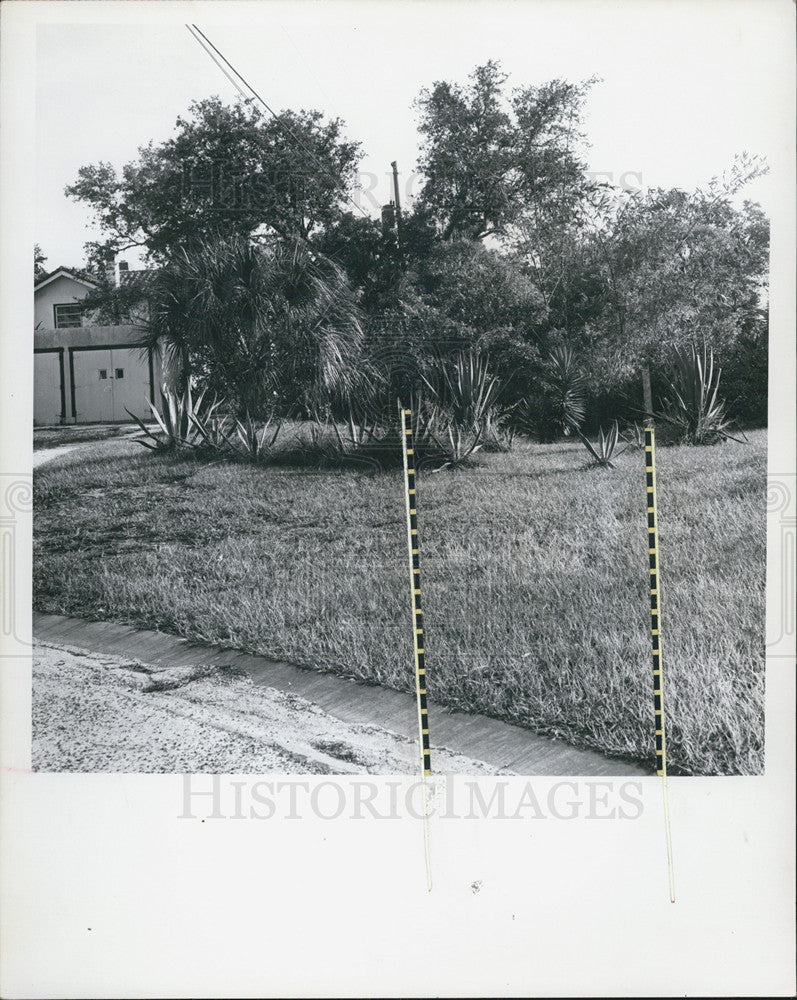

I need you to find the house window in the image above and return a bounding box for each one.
[98,369,108,380]
[53,303,82,328]
[115,368,125,379]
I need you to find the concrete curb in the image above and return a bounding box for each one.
[33,611,650,776]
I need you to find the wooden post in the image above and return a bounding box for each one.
[391,160,405,267]
[642,365,654,422]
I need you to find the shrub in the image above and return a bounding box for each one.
[516,345,587,442]
[420,350,503,468]
[658,344,741,444]
[576,420,626,468]
[721,327,768,429]
[127,384,218,452]
[290,417,347,467]
[229,412,282,462]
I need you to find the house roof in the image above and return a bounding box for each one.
[119,267,154,285]
[34,267,98,293]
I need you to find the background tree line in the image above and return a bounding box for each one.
[63,61,769,437]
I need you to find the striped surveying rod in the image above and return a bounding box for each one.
[399,401,433,890]
[399,402,431,777]
[645,427,675,902]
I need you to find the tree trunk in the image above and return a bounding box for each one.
[642,365,654,423]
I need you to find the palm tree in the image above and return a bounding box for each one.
[142,233,367,418]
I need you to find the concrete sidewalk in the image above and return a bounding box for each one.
[32,445,80,468]
[33,611,650,776]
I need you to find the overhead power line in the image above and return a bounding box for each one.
[186,24,370,220]
[186,25,250,101]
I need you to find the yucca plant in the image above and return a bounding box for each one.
[516,345,588,442]
[126,384,211,451]
[188,409,234,454]
[577,421,626,469]
[330,402,388,451]
[658,344,741,444]
[540,344,588,438]
[421,351,502,468]
[230,412,282,461]
[336,389,443,472]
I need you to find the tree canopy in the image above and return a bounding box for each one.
[34,244,48,281]
[582,158,770,390]
[414,60,596,241]
[62,64,770,432]
[66,96,362,264]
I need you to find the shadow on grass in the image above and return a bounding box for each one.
[33,423,142,451]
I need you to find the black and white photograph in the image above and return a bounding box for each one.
[29,9,772,778]
[1,1,794,997]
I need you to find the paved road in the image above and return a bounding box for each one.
[33,639,505,774]
[33,612,651,776]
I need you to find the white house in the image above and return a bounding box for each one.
[34,266,97,331]
[34,265,164,425]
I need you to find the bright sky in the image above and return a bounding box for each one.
[34,0,791,270]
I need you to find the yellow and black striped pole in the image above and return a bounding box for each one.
[645,426,675,901]
[645,427,666,776]
[399,402,431,777]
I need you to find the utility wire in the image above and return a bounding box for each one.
[186,24,370,220]
[187,25,251,101]
[185,23,393,277]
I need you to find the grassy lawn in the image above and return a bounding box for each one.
[34,423,139,450]
[33,429,767,775]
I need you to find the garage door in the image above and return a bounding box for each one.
[106,348,154,421]
[71,347,152,422]
[34,351,64,426]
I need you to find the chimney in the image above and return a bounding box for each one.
[104,256,117,287]
[118,261,129,285]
